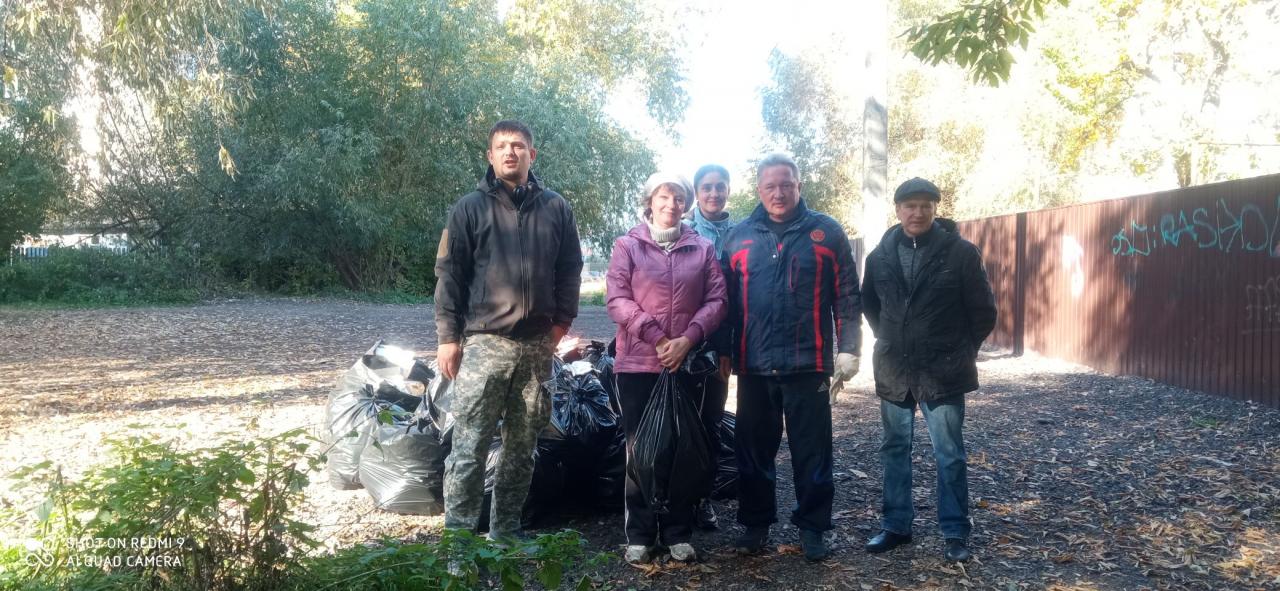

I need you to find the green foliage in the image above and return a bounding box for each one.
[3,429,320,591]
[1,431,609,591]
[1034,0,1273,187]
[2,0,685,296]
[0,119,72,251]
[0,247,204,305]
[0,18,78,252]
[291,530,609,591]
[760,46,864,228]
[4,0,275,118]
[725,187,760,223]
[1041,47,1142,171]
[905,0,1069,86]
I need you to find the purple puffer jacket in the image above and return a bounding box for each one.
[606,223,728,374]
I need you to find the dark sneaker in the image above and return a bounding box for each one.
[944,538,971,562]
[865,530,912,553]
[695,499,718,530]
[733,526,770,555]
[799,529,830,562]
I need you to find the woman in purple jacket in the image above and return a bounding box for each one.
[607,171,728,564]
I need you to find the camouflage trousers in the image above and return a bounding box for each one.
[443,333,553,535]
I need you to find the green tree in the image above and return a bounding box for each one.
[0,111,75,250]
[3,0,686,294]
[905,0,1069,86]
[760,45,864,230]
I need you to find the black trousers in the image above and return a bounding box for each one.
[617,371,727,546]
[735,373,834,532]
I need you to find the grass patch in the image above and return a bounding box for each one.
[579,280,606,307]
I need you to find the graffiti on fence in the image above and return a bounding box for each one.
[1111,195,1280,258]
[1244,275,1280,334]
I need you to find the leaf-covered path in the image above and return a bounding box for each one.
[1,300,1276,590]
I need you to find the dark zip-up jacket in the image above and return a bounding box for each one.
[719,200,861,376]
[434,167,583,344]
[861,219,997,402]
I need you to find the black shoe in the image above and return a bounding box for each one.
[799,530,830,562]
[733,526,770,555]
[695,499,718,530]
[944,538,971,562]
[865,530,912,553]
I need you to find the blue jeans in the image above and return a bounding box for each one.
[879,393,969,540]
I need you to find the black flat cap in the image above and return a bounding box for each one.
[893,177,941,203]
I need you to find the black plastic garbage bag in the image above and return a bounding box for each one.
[627,370,715,515]
[323,341,414,490]
[711,411,738,500]
[594,349,619,416]
[470,433,566,532]
[522,443,567,528]
[681,341,719,377]
[425,361,456,442]
[407,357,435,384]
[579,339,619,412]
[593,429,626,511]
[358,413,448,515]
[543,363,618,450]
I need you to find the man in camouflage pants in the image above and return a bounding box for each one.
[434,120,583,539]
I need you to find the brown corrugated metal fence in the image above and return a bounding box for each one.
[957,174,1280,409]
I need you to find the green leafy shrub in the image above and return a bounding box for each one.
[290,529,608,591]
[3,428,319,591]
[1,430,608,591]
[0,247,204,305]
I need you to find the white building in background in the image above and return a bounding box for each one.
[19,233,128,249]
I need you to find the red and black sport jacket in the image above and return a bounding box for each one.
[718,200,861,376]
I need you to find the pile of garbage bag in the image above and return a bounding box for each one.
[321,341,447,515]
[321,339,627,522]
[322,338,740,523]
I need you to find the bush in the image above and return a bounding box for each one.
[290,529,607,591]
[0,247,204,305]
[1,429,607,591]
[2,428,319,591]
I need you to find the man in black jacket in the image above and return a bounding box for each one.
[861,177,996,562]
[434,120,583,541]
[720,153,862,562]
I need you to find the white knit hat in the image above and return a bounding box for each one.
[639,171,694,219]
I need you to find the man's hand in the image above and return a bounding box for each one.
[551,325,568,349]
[829,352,859,405]
[657,336,694,370]
[718,355,732,382]
[437,342,463,381]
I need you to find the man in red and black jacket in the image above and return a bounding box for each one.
[718,153,861,562]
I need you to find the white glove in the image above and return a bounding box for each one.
[829,352,860,404]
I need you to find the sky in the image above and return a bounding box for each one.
[606,0,871,190]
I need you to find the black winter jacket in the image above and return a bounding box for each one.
[434,168,583,344]
[862,219,996,402]
[719,200,861,376]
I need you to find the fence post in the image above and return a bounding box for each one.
[1013,212,1027,356]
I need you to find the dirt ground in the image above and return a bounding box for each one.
[1,299,1277,590]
